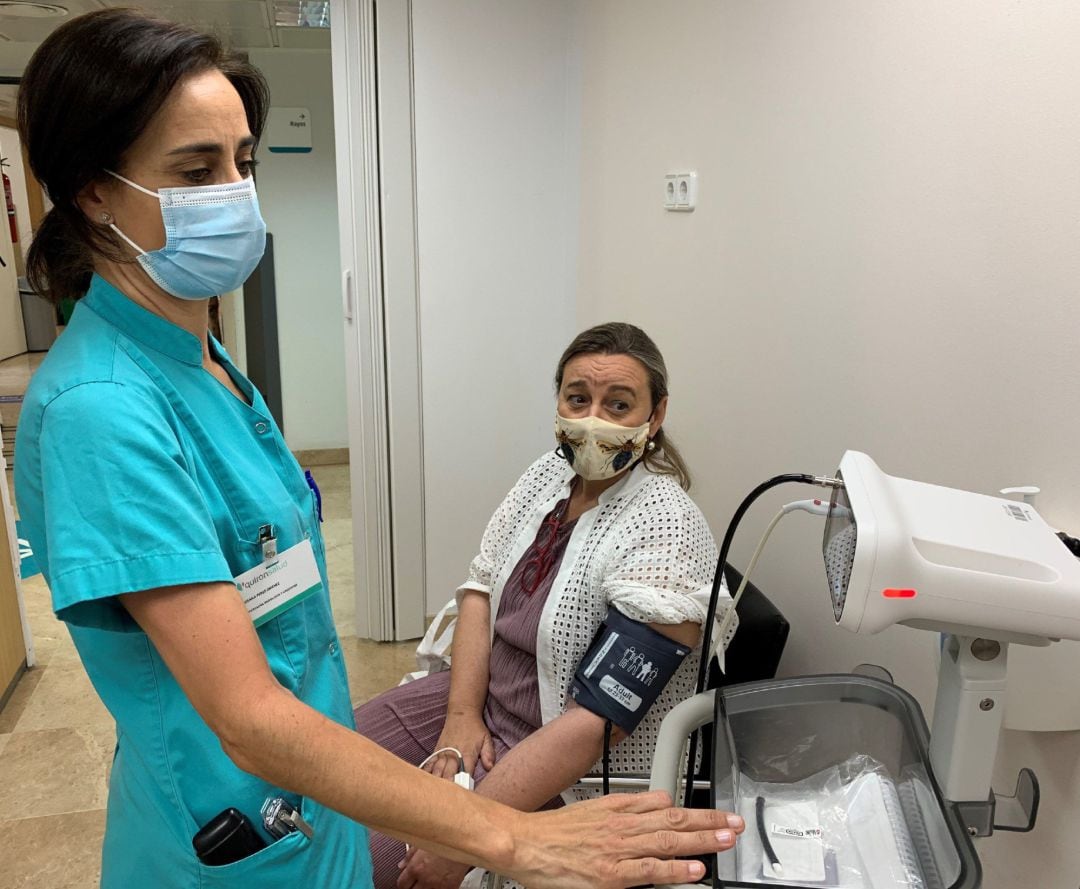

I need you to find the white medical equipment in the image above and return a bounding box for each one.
[823,450,1080,833]
[650,450,1080,887]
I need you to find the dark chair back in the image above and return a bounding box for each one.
[709,563,790,689]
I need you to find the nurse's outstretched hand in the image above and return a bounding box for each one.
[507,789,743,888]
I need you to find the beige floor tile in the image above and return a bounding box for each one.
[20,571,53,615]
[0,726,115,820]
[309,464,355,636]
[0,350,46,393]
[2,808,105,889]
[321,515,353,552]
[341,636,418,707]
[12,664,113,733]
[20,576,74,668]
[0,666,45,733]
[309,463,351,521]
[327,549,356,638]
[0,732,9,757]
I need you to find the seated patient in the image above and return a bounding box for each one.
[356,322,735,889]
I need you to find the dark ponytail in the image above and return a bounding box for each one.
[25,210,95,307]
[18,9,269,305]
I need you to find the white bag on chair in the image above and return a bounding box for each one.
[399,596,457,685]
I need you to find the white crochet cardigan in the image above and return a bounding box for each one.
[458,449,735,806]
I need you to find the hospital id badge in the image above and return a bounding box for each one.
[234,539,322,627]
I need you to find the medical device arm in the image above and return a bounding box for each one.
[929,635,1039,836]
[649,691,716,800]
[649,691,722,889]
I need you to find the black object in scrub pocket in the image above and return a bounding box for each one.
[192,808,267,866]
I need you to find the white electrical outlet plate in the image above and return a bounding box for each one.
[665,171,697,211]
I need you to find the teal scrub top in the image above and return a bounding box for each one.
[14,275,373,888]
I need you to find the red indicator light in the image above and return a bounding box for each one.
[882,588,917,599]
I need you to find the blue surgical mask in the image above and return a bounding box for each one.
[106,171,267,300]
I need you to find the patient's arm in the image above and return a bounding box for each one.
[469,618,701,810]
[427,590,497,779]
[397,619,702,888]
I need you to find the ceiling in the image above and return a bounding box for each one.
[0,1,331,50]
[0,1,331,121]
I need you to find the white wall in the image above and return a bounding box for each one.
[248,49,347,450]
[574,1,1080,883]
[412,0,581,613]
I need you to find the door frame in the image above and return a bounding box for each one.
[330,0,426,641]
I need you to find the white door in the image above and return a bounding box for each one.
[330,0,426,641]
[330,0,582,638]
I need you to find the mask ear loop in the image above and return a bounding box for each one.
[103,170,160,256]
[108,222,147,256]
[106,169,160,198]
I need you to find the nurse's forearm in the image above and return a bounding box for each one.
[123,582,516,869]
[446,590,492,716]
[231,687,522,867]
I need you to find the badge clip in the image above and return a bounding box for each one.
[258,524,277,560]
[261,796,314,840]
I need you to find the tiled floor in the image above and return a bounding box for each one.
[0,350,46,393]
[1,462,417,888]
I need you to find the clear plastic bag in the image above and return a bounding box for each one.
[716,755,960,889]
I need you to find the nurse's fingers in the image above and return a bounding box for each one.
[612,855,710,886]
[610,806,743,845]
[591,789,745,833]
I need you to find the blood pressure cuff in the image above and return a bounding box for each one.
[569,606,691,735]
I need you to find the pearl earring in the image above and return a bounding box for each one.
[647,440,657,452]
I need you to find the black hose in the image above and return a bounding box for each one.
[602,719,612,796]
[683,473,818,808]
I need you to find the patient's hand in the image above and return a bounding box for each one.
[397,847,471,889]
[428,711,496,780]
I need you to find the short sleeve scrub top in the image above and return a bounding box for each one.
[14,275,373,887]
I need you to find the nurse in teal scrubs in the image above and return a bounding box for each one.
[13,10,740,888]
